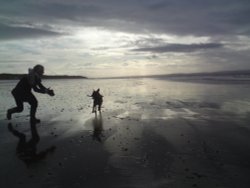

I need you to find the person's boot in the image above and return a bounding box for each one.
[7,109,12,120]
[30,106,40,123]
[30,117,41,123]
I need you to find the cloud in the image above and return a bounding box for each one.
[132,43,223,53]
[0,23,63,40]
[1,0,250,37]
[0,0,250,77]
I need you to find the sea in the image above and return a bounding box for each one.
[1,76,250,126]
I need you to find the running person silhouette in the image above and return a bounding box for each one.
[7,64,54,123]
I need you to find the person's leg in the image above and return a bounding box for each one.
[27,93,39,123]
[7,94,24,120]
[97,100,102,111]
[92,101,96,113]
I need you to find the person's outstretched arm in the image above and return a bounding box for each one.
[33,81,55,96]
[33,82,47,93]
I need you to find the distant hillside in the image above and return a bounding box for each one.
[0,73,87,80]
[148,70,250,83]
[156,70,250,78]
[102,70,250,79]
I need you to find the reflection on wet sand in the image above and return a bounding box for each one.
[2,78,250,188]
[8,121,56,166]
[92,112,104,142]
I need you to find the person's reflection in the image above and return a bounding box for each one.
[92,112,104,142]
[8,121,56,166]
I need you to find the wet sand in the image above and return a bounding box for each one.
[1,78,250,188]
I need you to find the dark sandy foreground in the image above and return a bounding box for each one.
[1,107,250,188]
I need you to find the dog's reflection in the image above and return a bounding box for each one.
[8,121,56,166]
[92,112,104,142]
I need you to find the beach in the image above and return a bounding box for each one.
[1,77,250,188]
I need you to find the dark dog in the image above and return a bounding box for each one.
[89,88,103,113]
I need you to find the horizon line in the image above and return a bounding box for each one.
[1,69,250,79]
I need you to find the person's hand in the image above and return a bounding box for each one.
[47,88,55,96]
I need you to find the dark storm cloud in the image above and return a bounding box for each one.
[29,2,101,21]
[1,0,250,39]
[133,43,223,53]
[144,0,250,35]
[0,23,63,40]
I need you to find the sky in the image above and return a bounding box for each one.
[0,0,250,78]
